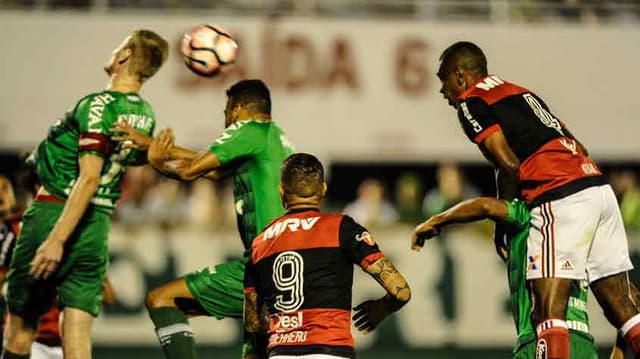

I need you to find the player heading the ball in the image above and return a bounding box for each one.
[3,30,168,359]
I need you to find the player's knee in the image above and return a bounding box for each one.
[145,286,176,310]
[4,315,37,353]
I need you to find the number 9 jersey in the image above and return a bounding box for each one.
[244,208,384,358]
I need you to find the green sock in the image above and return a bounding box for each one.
[148,307,198,359]
[1,350,30,359]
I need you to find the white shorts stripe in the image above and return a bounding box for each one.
[547,202,556,277]
[541,202,550,277]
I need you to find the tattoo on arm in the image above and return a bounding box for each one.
[365,258,411,310]
[244,292,269,334]
[245,292,262,333]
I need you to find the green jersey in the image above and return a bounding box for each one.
[504,200,592,353]
[208,119,294,252]
[33,91,155,213]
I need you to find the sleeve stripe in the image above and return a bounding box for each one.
[359,252,385,269]
[244,287,256,294]
[473,124,502,144]
[79,133,110,155]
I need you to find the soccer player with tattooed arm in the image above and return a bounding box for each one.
[2,30,168,359]
[244,153,411,359]
[436,41,640,359]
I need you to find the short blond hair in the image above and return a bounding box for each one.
[126,29,169,81]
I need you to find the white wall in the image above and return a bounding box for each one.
[1,12,639,161]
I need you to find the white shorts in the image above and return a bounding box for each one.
[31,341,63,359]
[526,184,633,283]
[270,355,349,359]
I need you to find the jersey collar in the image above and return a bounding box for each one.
[286,207,320,215]
[457,74,494,100]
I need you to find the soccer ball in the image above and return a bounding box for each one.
[181,24,238,77]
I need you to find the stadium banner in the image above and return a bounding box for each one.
[1,12,640,161]
[98,223,635,347]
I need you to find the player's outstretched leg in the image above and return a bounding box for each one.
[2,313,37,359]
[61,308,93,359]
[530,278,573,359]
[590,272,640,356]
[146,277,203,359]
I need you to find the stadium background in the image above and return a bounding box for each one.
[1,1,640,358]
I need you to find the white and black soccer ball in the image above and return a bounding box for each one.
[180,24,238,77]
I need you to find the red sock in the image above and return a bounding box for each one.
[536,319,569,359]
[621,314,640,354]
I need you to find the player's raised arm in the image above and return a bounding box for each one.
[146,129,225,181]
[411,197,509,251]
[111,121,201,160]
[30,153,104,279]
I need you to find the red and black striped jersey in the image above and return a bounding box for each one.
[0,217,20,273]
[457,75,605,207]
[0,215,61,347]
[245,208,383,358]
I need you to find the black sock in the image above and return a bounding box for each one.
[1,350,30,359]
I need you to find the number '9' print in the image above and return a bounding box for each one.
[272,251,305,312]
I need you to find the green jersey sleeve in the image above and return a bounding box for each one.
[75,92,119,158]
[504,199,531,231]
[207,121,264,165]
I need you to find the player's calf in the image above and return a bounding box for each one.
[146,278,199,359]
[591,272,640,355]
[2,313,38,359]
[61,308,93,359]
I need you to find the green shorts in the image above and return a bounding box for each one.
[184,258,246,319]
[184,258,266,356]
[514,333,597,359]
[7,201,110,320]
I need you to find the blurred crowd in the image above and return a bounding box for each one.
[7,159,640,237]
[342,163,640,235]
[0,0,638,24]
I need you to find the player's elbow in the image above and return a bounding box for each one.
[177,169,199,181]
[78,172,101,188]
[476,198,506,219]
[396,286,411,303]
[500,161,519,175]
